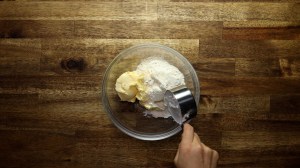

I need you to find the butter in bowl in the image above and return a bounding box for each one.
[102,43,200,141]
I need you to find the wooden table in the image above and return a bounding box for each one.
[0,1,299,167]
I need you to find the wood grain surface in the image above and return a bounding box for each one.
[0,0,300,167]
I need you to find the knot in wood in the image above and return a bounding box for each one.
[61,58,86,72]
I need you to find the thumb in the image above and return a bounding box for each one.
[174,147,179,164]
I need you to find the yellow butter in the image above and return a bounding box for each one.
[115,71,140,102]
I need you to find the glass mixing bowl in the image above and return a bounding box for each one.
[102,43,200,141]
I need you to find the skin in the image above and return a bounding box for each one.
[174,123,219,168]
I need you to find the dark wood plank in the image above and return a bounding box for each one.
[38,76,105,130]
[193,58,235,77]
[199,95,269,114]
[41,39,199,76]
[158,2,223,21]
[0,129,76,168]
[223,21,300,40]
[0,20,74,38]
[1,75,109,135]
[0,76,40,94]
[271,95,300,114]
[75,20,222,39]
[236,58,300,77]
[218,148,300,168]
[72,139,178,167]
[221,3,300,21]
[194,112,300,132]
[72,128,181,167]
[222,131,300,150]
[223,26,300,40]
[200,77,300,96]
[0,127,178,168]
[0,1,157,20]
[0,39,41,75]
[158,2,300,21]
[236,58,281,77]
[0,94,38,113]
[0,93,39,131]
[37,77,107,131]
[40,76,101,91]
[199,39,300,58]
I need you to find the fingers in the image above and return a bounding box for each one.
[211,150,219,168]
[202,143,212,168]
[174,145,179,163]
[177,124,219,168]
[193,133,201,144]
[174,149,179,165]
[181,123,194,145]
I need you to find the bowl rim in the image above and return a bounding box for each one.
[101,43,200,141]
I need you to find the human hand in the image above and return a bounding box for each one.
[174,123,219,168]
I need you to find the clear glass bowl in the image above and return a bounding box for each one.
[102,43,200,141]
